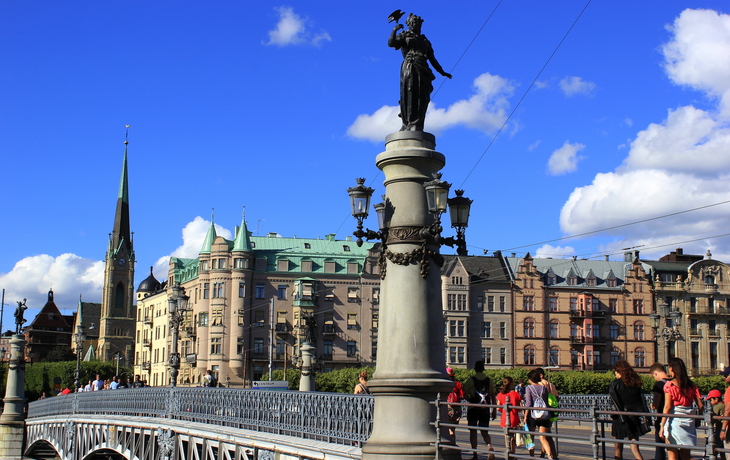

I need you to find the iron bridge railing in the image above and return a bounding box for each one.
[27,387,374,446]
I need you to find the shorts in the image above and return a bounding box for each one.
[467,408,490,427]
[528,418,552,430]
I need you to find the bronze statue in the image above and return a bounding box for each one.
[14,298,27,335]
[388,13,452,132]
[303,313,316,344]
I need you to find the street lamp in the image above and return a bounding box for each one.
[650,299,682,364]
[167,283,189,387]
[73,297,87,391]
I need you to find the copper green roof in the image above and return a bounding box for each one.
[199,219,217,254]
[232,218,252,252]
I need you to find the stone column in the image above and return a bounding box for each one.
[298,342,315,391]
[362,131,455,460]
[0,335,28,460]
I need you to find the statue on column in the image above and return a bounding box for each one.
[14,299,27,335]
[388,12,452,132]
[303,313,316,344]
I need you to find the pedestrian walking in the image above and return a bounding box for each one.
[659,358,703,460]
[523,368,557,459]
[446,367,464,438]
[463,360,496,460]
[354,370,370,394]
[650,362,670,460]
[718,367,730,454]
[496,376,522,455]
[708,389,725,460]
[609,360,650,460]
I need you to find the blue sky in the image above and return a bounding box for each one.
[2,1,730,327]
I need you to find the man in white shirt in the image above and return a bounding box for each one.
[92,374,104,391]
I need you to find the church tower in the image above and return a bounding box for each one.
[98,128,135,364]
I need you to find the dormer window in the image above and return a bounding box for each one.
[304,243,311,249]
[607,279,617,287]
[547,276,556,286]
[343,245,351,252]
[586,278,596,287]
[567,277,577,286]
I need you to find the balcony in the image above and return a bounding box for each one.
[275,323,289,336]
[141,362,151,371]
[183,326,196,339]
[322,324,336,336]
[143,316,152,326]
[185,353,197,365]
[705,283,718,294]
[142,339,151,348]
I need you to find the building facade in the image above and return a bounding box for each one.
[134,217,379,386]
[504,253,655,371]
[24,289,73,362]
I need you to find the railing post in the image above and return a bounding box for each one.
[502,400,510,460]
[434,393,441,460]
[706,407,717,460]
[590,401,599,460]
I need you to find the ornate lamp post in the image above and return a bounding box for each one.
[167,283,189,387]
[650,299,682,364]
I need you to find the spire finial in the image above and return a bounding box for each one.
[242,205,246,222]
[124,125,130,145]
[211,207,215,223]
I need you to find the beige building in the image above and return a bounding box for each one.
[134,217,379,386]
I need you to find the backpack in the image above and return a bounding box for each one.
[470,376,491,404]
[547,392,559,422]
[528,385,551,420]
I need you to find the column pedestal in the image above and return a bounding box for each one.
[0,335,28,460]
[299,342,315,391]
[362,132,457,460]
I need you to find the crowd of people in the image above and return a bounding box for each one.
[446,358,727,460]
[77,374,147,391]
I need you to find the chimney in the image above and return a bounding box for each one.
[676,248,683,255]
[604,255,609,261]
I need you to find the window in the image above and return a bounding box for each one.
[609,324,619,339]
[277,259,289,271]
[211,259,217,270]
[347,341,357,358]
[571,350,580,366]
[323,340,333,360]
[234,258,247,269]
[691,342,699,369]
[347,287,359,303]
[457,295,467,310]
[607,279,617,287]
[255,284,265,299]
[203,283,210,299]
[238,282,245,298]
[325,261,336,273]
[568,276,577,285]
[500,348,506,364]
[324,286,334,302]
[592,298,599,310]
[347,262,359,274]
[524,318,535,338]
[690,319,699,335]
[690,297,697,313]
[610,347,620,365]
[276,311,287,331]
[372,312,379,330]
[710,320,717,336]
[484,347,492,364]
[482,321,491,338]
[705,275,716,285]
[633,300,644,315]
[343,245,350,252]
[237,337,245,354]
[276,339,285,359]
[609,299,618,313]
[487,296,494,312]
[549,347,559,366]
[476,296,484,311]
[448,346,466,364]
[523,296,534,311]
[499,297,505,312]
[347,313,358,330]
[447,294,456,310]
[570,323,579,338]
[213,282,224,298]
[593,324,600,338]
[549,297,558,312]
[198,312,209,327]
[218,258,227,269]
[277,285,287,300]
[586,277,596,286]
[634,348,645,368]
[323,312,334,334]
[372,288,380,304]
[634,322,645,340]
[710,342,718,370]
[550,320,559,338]
[372,341,377,358]
[524,346,535,365]
[452,276,463,285]
[210,337,222,354]
[254,338,265,355]
[570,298,577,311]
[211,308,223,326]
[304,243,311,249]
[499,322,506,339]
[301,260,313,272]
[201,260,209,271]
[547,275,556,286]
[255,310,265,326]
[450,320,466,337]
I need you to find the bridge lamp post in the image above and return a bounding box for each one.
[347,141,472,459]
[167,283,189,387]
[73,322,86,391]
[649,299,682,364]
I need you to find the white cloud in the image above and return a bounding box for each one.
[347,72,513,142]
[662,8,730,116]
[527,140,541,151]
[547,141,585,175]
[558,9,730,261]
[535,244,576,258]
[559,76,596,97]
[265,6,331,47]
[0,254,105,328]
[624,118,633,127]
[153,217,232,278]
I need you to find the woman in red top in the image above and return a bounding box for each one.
[496,376,522,454]
[660,358,703,460]
[446,367,464,438]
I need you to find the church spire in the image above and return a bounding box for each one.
[110,126,132,258]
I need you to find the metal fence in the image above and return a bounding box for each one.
[27,387,374,446]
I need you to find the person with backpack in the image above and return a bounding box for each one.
[204,370,217,387]
[463,360,496,460]
[497,376,522,455]
[523,368,557,459]
[446,367,464,438]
